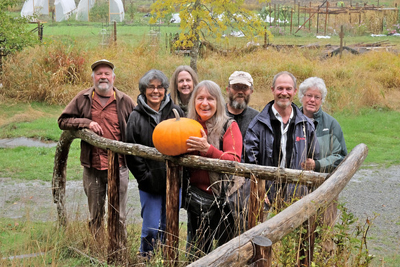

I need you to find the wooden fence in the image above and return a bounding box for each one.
[52,128,367,265]
[265,1,398,35]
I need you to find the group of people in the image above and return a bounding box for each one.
[58,59,347,262]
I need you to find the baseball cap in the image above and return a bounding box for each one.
[91,59,114,71]
[229,71,253,87]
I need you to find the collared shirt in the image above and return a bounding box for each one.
[271,105,294,168]
[91,91,123,170]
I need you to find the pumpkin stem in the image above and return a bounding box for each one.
[172,108,180,121]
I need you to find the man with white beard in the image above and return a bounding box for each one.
[58,59,135,243]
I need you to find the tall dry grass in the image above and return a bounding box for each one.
[1,39,399,113]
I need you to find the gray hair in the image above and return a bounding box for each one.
[187,80,229,148]
[91,70,115,78]
[298,77,327,103]
[138,69,169,95]
[170,65,199,103]
[272,71,297,89]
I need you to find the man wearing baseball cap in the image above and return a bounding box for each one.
[225,71,259,139]
[224,71,259,236]
[58,59,135,243]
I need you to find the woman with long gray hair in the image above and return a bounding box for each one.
[185,80,242,257]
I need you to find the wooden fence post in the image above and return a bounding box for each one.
[107,149,125,265]
[325,1,329,35]
[317,5,320,34]
[264,26,267,48]
[248,174,265,229]
[249,236,272,267]
[113,21,117,43]
[339,25,344,58]
[290,8,293,33]
[298,3,300,27]
[309,2,312,30]
[164,160,180,266]
[52,130,76,227]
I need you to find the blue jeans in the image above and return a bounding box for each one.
[139,189,182,254]
[139,190,166,253]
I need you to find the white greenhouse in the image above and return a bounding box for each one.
[21,0,76,21]
[75,0,124,22]
[21,0,49,17]
[54,0,76,22]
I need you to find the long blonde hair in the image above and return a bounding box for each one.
[169,65,199,104]
[187,80,229,149]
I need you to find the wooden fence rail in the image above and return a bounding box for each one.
[52,128,366,265]
[188,143,368,266]
[53,129,329,226]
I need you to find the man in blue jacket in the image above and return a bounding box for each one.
[244,71,320,206]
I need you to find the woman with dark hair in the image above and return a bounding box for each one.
[185,80,242,256]
[125,69,184,258]
[170,65,199,115]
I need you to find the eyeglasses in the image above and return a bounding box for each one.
[231,84,250,91]
[147,85,165,91]
[304,94,321,101]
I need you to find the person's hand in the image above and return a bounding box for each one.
[301,158,315,171]
[186,129,210,154]
[89,121,104,136]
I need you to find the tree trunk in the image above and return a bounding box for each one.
[190,0,201,73]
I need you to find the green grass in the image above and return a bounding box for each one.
[35,22,181,48]
[0,142,82,181]
[0,102,81,181]
[335,108,400,166]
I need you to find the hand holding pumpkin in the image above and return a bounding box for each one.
[152,109,203,156]
[186,129,210,154]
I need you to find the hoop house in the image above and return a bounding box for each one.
[109,0,124,22]
[21,0,49,17]
[75,0,124,22]
[55,0,76,22]
[75,0,95,21]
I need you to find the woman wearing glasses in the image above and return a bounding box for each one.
[126,69,184,259]
[298,77,347,259]
[298,77,347,173]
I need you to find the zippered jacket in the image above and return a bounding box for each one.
[309,107,347,173]
[125,95,184,195]
[58,87,135,167]
[244,101,320,169]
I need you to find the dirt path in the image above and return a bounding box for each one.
[1,165,399,263]
[339,165,400,261]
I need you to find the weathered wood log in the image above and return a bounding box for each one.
[248,174,265,229]
[72,129,328,183]
[52,130,76,227]
[107,150,125,265]
[52,129,328,227]
[164,160,180,266]
[187,143,368,266]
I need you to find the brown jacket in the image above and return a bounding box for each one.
[58,87,136,168]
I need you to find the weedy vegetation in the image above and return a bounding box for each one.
[1,0,400,265]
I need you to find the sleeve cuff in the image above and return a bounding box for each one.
[315,160,320,172]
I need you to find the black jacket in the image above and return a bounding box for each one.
[125,95,184,194]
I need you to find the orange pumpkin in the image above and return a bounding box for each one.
[152,109,203,156]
